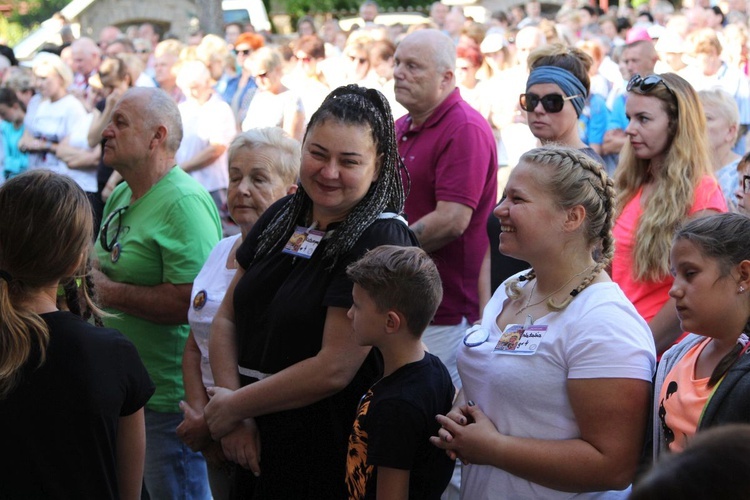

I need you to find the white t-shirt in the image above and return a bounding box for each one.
[27,94,89,189]
[458,274,656,499]
[175,93,236,193]
[241,89,304,133]
[188,234,241,388]
[63,112,98,193]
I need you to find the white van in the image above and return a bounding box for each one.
[222,0,272,32]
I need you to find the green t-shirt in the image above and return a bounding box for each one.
[95,166,221,412]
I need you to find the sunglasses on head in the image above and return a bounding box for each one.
[519,92,581,113]
[627,74,675,97]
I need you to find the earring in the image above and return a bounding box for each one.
[740,286,746,293]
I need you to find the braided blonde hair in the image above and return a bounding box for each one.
[505,146,616,311]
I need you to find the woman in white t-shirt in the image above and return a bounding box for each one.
[432,147,656,499]
[19,54,90,193]
[241,48,305,142]
[176,128,299,499]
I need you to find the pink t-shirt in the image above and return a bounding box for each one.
[612,175,727,323]
[659,337,712,453]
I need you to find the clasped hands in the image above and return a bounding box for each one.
[202,386,262,476]
[430,401,499,466]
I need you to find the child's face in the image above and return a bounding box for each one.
[669,239,743,339]
[348,284,387,347]
[735,162,750,216]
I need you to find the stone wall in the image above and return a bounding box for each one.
[77,0,199,40]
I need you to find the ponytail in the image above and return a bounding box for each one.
[0,275,50,399]
[708,331,750,388]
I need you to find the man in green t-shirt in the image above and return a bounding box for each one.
[93,87,221,500]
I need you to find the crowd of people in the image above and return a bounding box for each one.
[2,0,750,498]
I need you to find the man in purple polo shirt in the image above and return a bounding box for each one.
[394,29,497,389]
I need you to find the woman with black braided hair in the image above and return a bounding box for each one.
[432,147,656,498]
[204,85,418,498]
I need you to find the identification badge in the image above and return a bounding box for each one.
[493,323,548,355]
[282,225,325,259]
[110,242,121,263]
[193,290,207,310]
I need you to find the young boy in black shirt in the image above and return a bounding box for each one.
[345,245,455,499]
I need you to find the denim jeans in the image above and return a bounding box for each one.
[143,409,210,500]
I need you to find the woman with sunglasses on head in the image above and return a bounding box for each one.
[241,47,305,142]
[612,73,726,355]
[433,147,656,498]
[480,44,604,312]
[203,85,419,498]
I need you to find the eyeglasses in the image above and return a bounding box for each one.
[237,49,252,56]
[627,74,675,97]
[519,92,581,113]
[744,174,750,194]
[99,205,128,252]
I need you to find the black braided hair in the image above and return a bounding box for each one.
[252,84,406,267]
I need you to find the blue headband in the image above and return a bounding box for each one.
[526,66,588,116]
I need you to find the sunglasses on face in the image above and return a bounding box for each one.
[519,92,581,113]
[99,205,129,252]
[627,74,675,97]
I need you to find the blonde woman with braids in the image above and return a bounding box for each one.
[204,85,418,498]
[432,147,656,498]
[0,171,154,498]
[612,73,727,355]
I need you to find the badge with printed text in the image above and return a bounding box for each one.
[493,324,548,355]
[282,225,325,259]
[110,242,121,263]
[193,290,207,310]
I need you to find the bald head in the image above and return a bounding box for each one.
[124,87,183,153]
[71,37,102,76]
[622,41,658,79]
[401,29,456,73]
[393,29,456,123]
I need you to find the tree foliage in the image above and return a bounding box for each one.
[10,0,70,28]
[280,0,430,23]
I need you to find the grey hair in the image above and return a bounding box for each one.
[228,128,301,186]
[137,88,183,152]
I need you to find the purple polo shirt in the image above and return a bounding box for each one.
[397,88,497,324]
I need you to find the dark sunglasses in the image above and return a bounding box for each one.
[744,174,750,194]
[519,92,581,113]
[99,205,129,252]
[627,74,675,97]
